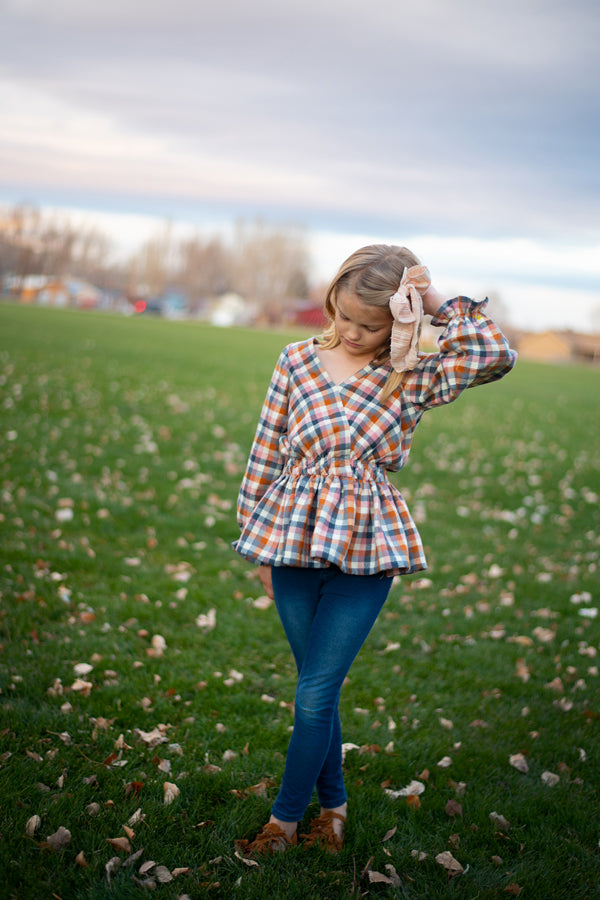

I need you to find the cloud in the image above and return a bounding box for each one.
[0,0,598,332]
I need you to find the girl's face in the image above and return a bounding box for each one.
[334,288,393,358]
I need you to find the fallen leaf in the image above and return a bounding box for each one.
[105,857,121,885]
[73,662,94,676]
[367,870,394,884]
[163,781,180,804]
[541,771,560,787]
[134,727,169,747]
[106,836,131,853]
[384,779,425,799]
[435,850,464,876]
[509,753,529,774]
[25,814,41,837]
[139,861,156,875]
[437,756,453,768]
[123,848,144,867]
[125,781,144,798]
[234,850,259,867]
[196,609,216,630]
[154,865,173,883]
[71,678,93,695]
[445,799,463,817]
[490,811,511,831]
[504,884,523,895]
[45,826,71,849]
[382,825,397,842]
[75,850,87,867]
[252,595,272,610]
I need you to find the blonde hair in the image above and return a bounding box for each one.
[319,244,421,401]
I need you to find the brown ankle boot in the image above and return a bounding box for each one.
[236,822,298,857]
[300,811,346,853]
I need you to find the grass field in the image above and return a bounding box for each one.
[1,302,599,900]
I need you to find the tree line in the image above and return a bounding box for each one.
[0,204,312,318]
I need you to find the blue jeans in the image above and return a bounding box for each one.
[270,565,393,822]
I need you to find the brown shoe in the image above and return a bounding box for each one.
[300,811,346,854]
[236,823,298,857]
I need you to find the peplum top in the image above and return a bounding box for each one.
[234,297,517,575]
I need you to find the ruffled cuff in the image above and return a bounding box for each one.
[429,296,489,327]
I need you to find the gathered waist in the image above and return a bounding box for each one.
[283,457,389,484]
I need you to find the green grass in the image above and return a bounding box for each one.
[1,301,599,900]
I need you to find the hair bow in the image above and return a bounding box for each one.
[388,264,431,372]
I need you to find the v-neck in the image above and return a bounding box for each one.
[311,340,376,388]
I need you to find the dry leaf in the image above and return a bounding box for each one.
[46,826,71,849]
[368,870,394,884]
[163,781,180,804]
[25,814,41,837]
[106,836,131,853]
[123,848,144,868]
[172,867,191,877]
[252,595,272,610]
[134,727,169,747]
[504,884,523,895]
[73,662,94,676]
[445,799,463,817]
[435,850,464,876]
[139,861,156,875]
[382,825,397,842]
[384,779,425,799]
[234,850,259,867]
[75,850,87,867]
[437,756,453,768]
[154,865,173,883]
[509,753,529,774]
[490,811,511,831]
[105,857,121,884]
[196,609,216,630]
[541,770,560,787]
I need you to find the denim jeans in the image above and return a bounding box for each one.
[269,565,393,822]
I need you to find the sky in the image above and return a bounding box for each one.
[0,0,599,332]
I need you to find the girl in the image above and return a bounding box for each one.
[233,244,517,855]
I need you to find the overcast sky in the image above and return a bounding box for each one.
[1,0,599,330]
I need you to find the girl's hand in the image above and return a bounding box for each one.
[422,283,449,318]
[257,565,274,599]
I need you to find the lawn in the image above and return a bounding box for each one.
[1,302,599,900]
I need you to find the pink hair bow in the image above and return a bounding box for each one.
[389,264,431,372]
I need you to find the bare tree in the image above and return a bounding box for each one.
[230,220,309,322]
[126,221,176,296]
[178,235,233,301]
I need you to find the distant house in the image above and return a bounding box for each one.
[517,330,600,364]
[290,299,328,329]
[209,292,253,327]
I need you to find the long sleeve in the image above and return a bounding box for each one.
[237,349,290,529]
[403,296,517,410]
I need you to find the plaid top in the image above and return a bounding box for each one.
[234,296,517,575]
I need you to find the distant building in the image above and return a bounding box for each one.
[209,292,253,327]
[517,330,600,364]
